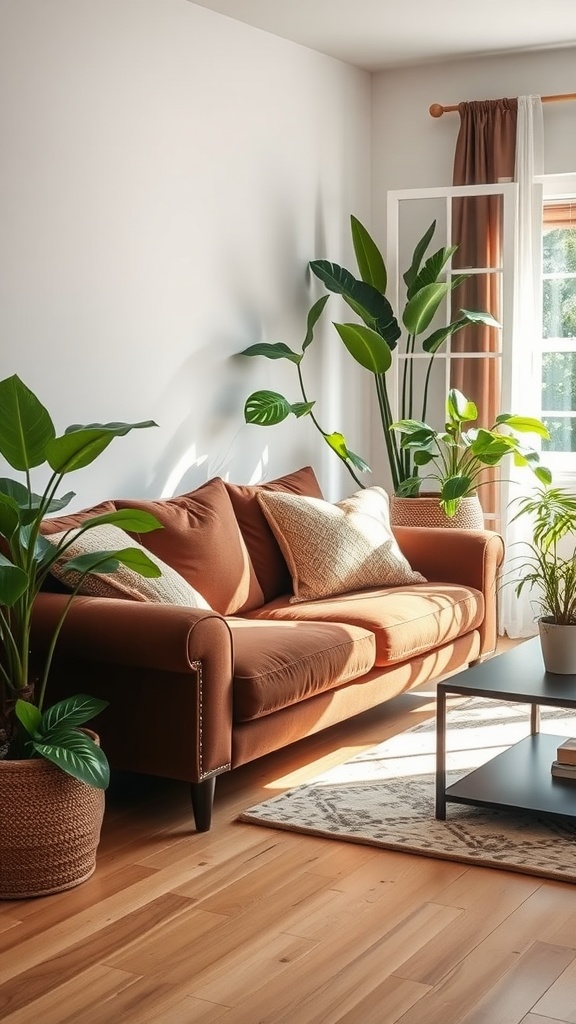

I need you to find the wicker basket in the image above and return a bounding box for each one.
[389,492,485,530]
[0,739,105,899]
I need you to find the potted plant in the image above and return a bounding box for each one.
[390,387,551,521]
[240,216,500,493]
[508,484,576,673]
[0,374,161,898]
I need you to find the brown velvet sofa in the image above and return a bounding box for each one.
[31,466,504,831]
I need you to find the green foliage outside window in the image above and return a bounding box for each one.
[541,226,576,451]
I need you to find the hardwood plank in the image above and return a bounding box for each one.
[192,932,318,1005]
[336,975,430,1024]
[521,1015,569,1024]
[480,883,576,954]
[387,944,520,1024]
[397,866,543,984]
[106,869,332,980]
[211,901,462,1024]
[531,956,576,1022]
[460,942,576,1024]
[0,896,222,1019]
[0,964,138,1024]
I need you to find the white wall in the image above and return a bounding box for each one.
[0,0,371,508]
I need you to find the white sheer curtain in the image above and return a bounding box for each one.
[499,95,544,637]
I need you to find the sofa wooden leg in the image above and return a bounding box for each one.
[190,777,216,832]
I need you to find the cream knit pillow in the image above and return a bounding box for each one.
[256,486,426,602]
[46,524,212,608]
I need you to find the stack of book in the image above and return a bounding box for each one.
[551,738,576,780]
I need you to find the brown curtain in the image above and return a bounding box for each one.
[451,98,517,529]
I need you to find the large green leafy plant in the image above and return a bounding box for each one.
[241,217,500,491]
[391,388,551,517]
[0,375,162,788]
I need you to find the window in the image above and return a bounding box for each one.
[541,200,576,454]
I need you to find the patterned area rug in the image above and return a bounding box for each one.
[239,699,576,883]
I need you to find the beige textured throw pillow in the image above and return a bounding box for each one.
[256,486,426,602]
[46,524,212,608]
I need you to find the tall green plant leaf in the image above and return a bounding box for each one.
[0,493,21,538]
[333,323,392,374]
[403,282,451,336]
[302,295,330,352]
[421,309,500,355]
[239,342,301,363]
[309,263,400,344]
[351,215,387,292]
[407,246,457,299]
[402,221,436,290]
[0,375,55,470]
[0,553,28,605]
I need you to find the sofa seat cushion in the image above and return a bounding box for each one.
[115,477,264,616]
[228,618,376,722]
[242,582,484,667]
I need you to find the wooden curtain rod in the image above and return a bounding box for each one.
[429,92,576,117]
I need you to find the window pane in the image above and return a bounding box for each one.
[542,278,576,339]
[542,416,576,453]
[543,227,576,274]
[543,352,576,412]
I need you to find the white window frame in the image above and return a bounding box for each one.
[385,184,518,531]
[535,172,576,484]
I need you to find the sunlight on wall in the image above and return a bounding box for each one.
[160,444,209,499]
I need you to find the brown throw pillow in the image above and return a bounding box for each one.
[46,524,212,607]
[225,466,324,602]
[115,477,264,615]
[256,486,426,602]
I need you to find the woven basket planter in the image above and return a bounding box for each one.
[389,493,485,531]
[0,737,105,899]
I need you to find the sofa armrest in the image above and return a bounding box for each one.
[31,593,234,783]
[393,526,505,658]
[32,593,231,672]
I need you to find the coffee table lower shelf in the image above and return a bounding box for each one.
[440,732,576,821]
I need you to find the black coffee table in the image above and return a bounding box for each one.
[436,637,576,821]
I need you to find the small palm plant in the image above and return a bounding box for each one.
[0,374,162,788]
[509,485,576,625]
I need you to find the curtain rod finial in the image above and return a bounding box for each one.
[429,103,444,118]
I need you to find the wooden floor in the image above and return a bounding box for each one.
[3,640,576,1023]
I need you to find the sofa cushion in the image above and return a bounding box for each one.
[40,500,118,536]
[243,582,484,667]
[225,465,324,603]
[46,524,212,607]
[115,477,264,615]
[228,618,376,721]
[256,486,425,602]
